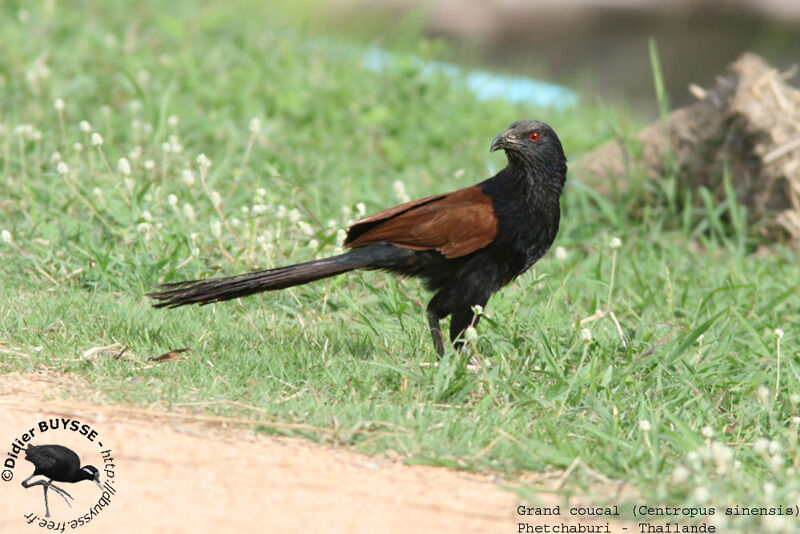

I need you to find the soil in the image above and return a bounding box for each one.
[0,371,631,533]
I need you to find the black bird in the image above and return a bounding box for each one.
[22,444,103,518]
[149,120,567,356]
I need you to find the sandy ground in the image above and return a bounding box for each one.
[0,371,626,533]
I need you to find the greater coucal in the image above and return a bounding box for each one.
[148,120,567,356]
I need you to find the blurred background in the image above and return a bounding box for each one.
[292,0,800,113]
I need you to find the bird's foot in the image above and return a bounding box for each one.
[47,483,74,507]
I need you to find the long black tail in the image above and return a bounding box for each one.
[148,248,384,308]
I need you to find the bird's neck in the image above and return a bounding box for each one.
[507,157,567,199]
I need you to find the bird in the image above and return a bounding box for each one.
[148,120,567,357]
[21,444,103,518]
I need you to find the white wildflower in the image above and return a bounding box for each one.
[609,237,622,249]
[168,115,179,127]
[144,160,156,171]
[580,328,592,343]
[90,132,103,146]
[336,229,347,245]
[167,194,178,206]
[691,486,710,503]
[169,134,182,154]
[210,191,222,207]
[73,142,83,152]
[196,153,211,168]
[671,465,691,484]
[753,437,770,455]
[774,328,784,339]
[50,152,61,164]
[288,209,301,224]
[0,230,12,244]
[249,117,261,134]
[298,221,313,235]
[211,220,222,238]
[79,120,91,133]
[182,203,195,220]
[710,442,733,473]
[276,205,287,219]
[356,202,366,216]
[757,385,770,403]
[701,426,714,439]
[117,157,131,176]
[142,211,153,222]
[555,246,567,261]
[54,98,65,111]
[638,420,652,432]
[768,454,784,471]
[464,326,478,342]
[392,180,406,201]
[308,239,319,250]
[57,162,69,175]
[251,205,268,215]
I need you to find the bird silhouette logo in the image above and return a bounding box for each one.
[21,444,104,518]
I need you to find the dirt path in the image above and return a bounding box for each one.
[0,372,623,533]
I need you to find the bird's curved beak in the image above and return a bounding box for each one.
[94,476,103,490]
[490,131,514,152]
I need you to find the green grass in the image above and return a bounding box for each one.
[1,1,798,530]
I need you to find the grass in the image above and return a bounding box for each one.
[1,1,799,530]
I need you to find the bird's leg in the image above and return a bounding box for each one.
[449,306,483,350]
[450,305,485,367]
[21,477,51,517]
[42,482,50,518]
[426,303,445,358]
[22,479,72,517]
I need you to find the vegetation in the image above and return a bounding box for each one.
[1,1,797,530]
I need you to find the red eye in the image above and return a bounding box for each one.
[529,131,540,142]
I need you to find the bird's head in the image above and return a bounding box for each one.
[81,465,103,490]
[490,120,567,186]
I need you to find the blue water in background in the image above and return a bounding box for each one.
[362,47,578,109]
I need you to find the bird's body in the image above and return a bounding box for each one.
[149,120,567,356]
[22,444,103,517]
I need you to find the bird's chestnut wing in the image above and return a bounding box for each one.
[344,185,498,259]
